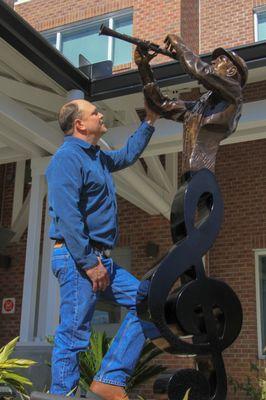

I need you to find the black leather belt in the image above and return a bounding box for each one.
[90,240,112,258]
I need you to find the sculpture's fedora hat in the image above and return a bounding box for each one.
[212,47,248,87]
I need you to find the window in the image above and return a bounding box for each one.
[254,6,266,42]
[255,250,266,357]
[42,10,133,67]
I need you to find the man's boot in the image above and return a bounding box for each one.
[90,381,129,400]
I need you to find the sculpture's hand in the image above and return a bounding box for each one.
[164,34,185,58]
[134,46,157,66]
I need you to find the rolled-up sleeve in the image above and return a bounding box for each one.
[46,150,98,270]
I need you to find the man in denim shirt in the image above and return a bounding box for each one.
[46,93,158,399]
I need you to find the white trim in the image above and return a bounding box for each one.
[14,0,31,4]
[56,32,62,51]
[254,11,259,42]
[254,6,266,42]
[108,18,114,61]
[255,249,266,359]
[144,155,173,193]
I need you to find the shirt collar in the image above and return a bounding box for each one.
[64,135,100,152]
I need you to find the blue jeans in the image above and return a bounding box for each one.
[50,245,147,395]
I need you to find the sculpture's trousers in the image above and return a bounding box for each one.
[50,245,146,395]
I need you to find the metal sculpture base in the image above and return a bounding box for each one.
[31,391,102,400]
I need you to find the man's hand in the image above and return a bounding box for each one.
[134,46,157,66]
[164,34,184,58]
[144,98,160,126]
[85,258,110,292]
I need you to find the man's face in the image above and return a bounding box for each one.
[211,55,236,79]
[76,101,107,137]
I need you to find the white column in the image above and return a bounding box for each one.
[19,164,46,342]
[37,197,59,340]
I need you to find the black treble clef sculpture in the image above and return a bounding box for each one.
[133,34,248,400]
[137,168,243,399]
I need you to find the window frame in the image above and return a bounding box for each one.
[42,8,133,67]
[255,249,266,359]
[14,0,31,4]
[254,5,266,42]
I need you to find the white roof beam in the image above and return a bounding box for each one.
[115,168,170,219]
[0,59,26,82]
[0,147,28,164]
[11,190,30,242]
[0,38,66,95]
[0,92,63,153]
[114,175,159,215]
[165,152,178,193]
[144,155,173,192]
[0,76,65,114]
[0,121,46,156]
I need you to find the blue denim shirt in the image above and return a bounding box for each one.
[46,121,155,270]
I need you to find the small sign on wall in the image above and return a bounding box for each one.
[2,298,16,314]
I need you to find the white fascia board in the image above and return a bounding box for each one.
[0,120,47,157]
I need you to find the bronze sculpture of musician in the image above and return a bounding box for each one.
[133,36,248,400]
[135,34,248,174]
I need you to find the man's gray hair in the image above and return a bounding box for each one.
[58,102,83,134]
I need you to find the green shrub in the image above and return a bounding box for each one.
[229,362,266,400]
[0,337,37,399]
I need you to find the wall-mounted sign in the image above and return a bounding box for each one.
[2,298,15,314]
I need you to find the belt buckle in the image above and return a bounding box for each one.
[103,249,111,258]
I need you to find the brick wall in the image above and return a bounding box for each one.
[181,0,199,53]
[200,0,266,54]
